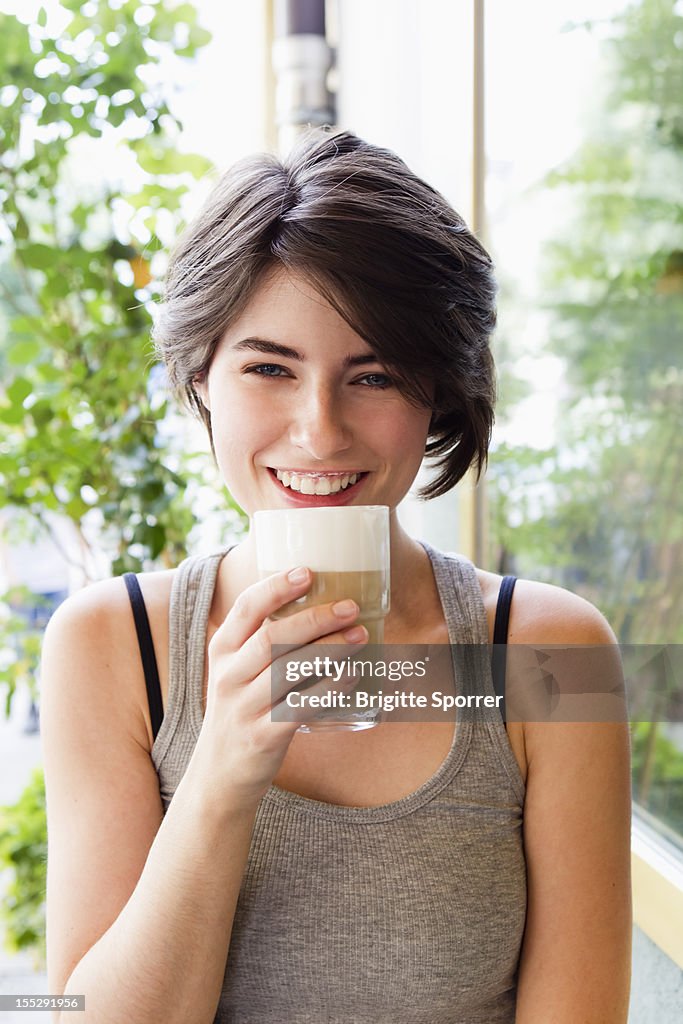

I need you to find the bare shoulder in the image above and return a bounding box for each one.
[474,569,623,792]
[43,570,176,751]
[474,567,616,645]
[47,570,176,634]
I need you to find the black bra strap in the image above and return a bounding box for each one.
[491,575,517,721]
[123,573,164,742]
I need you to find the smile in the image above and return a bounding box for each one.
[271,469,365,495]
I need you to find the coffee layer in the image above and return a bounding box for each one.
[267,569,389,646]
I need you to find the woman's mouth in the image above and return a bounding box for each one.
[267,468,368,504]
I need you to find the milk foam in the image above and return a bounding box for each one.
[254,505,389,572]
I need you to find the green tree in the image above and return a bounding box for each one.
[0,767,46,963]
[488,0,683,645]
[487,0,683,840]
[0,0,214,961]
[0,0,213,595]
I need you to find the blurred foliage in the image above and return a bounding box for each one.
[488,0,683,645]
[0,0,216,964]
[0,767,46,966]
[631,722,683,844]
[0,586,45,716]
[0,0,214,591]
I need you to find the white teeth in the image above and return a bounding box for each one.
[274,470,361,495]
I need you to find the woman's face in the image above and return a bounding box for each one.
[196,267,433,519]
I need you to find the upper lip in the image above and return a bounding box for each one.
[269,467,366,476]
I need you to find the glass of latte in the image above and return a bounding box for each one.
[253,505,390,731]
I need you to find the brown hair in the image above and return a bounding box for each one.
[153,126,496,499]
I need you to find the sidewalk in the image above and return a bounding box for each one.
[0,692,48,1022]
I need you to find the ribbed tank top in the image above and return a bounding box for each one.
[151,539,527,1024]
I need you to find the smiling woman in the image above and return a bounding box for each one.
[39,126,632,1024]
[154,128,496,501]
[190,265,434,516]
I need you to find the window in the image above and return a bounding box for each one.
[485,0,683,850]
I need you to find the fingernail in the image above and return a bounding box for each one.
[332,599,358,617]
[288,567,309,583]
[343,625,367,643]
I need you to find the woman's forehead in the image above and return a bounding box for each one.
[240,267,333,314]
[221,267,370,351]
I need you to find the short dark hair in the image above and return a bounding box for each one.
[153,126,497,499]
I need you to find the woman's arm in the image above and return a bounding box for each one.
[41,581,259,1024]
[511,582,632,1023]
[41,567,367,1023]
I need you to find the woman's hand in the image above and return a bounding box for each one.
[191,567,367,809]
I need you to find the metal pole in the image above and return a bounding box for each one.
[472,0,486,244]
[272,0,335,157]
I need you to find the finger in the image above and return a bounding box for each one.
[268,624,369,706]
[228,598,365,696]
[226,617,368,719]
[213,567,313,653]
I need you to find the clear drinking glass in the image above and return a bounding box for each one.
[253,505,390,731]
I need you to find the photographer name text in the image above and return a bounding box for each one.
[285,690,503,711]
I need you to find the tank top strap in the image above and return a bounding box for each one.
[417,539,489,644]
[151,546,232,768]
[419,540,526,803]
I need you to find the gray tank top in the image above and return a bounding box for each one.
[151,540,527,1024]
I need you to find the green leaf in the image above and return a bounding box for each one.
[133,140,213,177]
[14,211,30,240]
[6,340,42,367]
[6,378,33,407]
[0,404,26,425]
[16,244,55,271]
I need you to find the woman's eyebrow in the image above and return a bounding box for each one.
[232,337,380,368]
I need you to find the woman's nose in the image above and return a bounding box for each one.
[288,386,352,460]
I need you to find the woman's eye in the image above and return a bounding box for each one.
[246,364,288,378]
[359,373,392,389]
[244,365,391,389]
